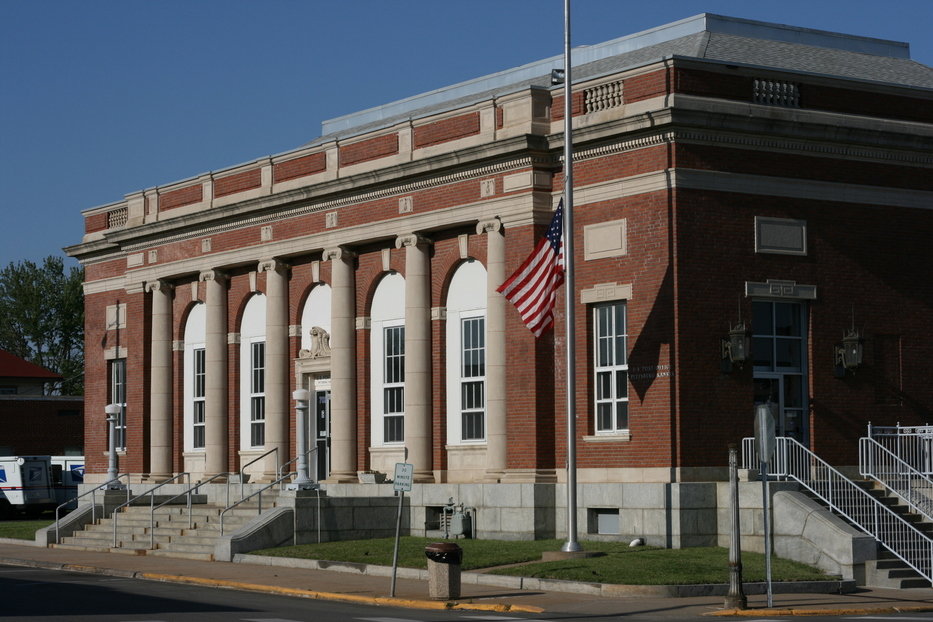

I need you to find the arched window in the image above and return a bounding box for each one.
[240,294,267,450]
[445,260,487,445]
[183,303,206,451]
[370,273,405,446]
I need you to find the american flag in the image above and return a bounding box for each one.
[497,201,565,337]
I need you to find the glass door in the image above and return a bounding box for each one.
[752,301,809,444]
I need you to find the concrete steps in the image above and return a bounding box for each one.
[53,493,282,561]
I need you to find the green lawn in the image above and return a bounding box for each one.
[0,517,54,541]
[252,537,831,585]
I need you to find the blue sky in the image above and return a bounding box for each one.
[2,0,931,269]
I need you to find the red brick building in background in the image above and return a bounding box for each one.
[0,349,83,456]
[66,14,932,545]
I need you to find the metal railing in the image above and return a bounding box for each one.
[220,472,292,536]
[145,473,233,549]
[112,473,189,547]
[868,423,933,475]
[278,447,317,488]
[742,436,933,584]
[860,437,933,522]
[239,447,278,499]
[54,474,131,543]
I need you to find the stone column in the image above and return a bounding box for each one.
[478,219,507,481]
[324,246,358,482]
[147,279,174,480]
[259,259,289,478]
[201,270,228,478]
[396,233,433,481]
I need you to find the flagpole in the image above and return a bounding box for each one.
[561,0,581,554]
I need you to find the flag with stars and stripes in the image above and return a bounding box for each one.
[497,201,565,337]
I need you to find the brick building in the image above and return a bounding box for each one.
[66,14,932,543]
[0,349,84,456]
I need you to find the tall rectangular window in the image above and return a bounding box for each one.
[193,348,206,449]
[109,359,127,450]
[594,302,628,433]
[383,325,405,443]
[250,341,265,447]
[461,317,485,441]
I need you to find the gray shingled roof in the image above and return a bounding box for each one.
[309,13,933,145]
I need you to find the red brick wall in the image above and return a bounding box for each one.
[339,134,399,167]
[0,398,84,455]
[413,112,480,149]
[214,169,261,198]
[274,153,326,183]
[159,184,203,210]
[84,212,108,234]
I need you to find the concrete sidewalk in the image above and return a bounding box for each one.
[1,540,932,618]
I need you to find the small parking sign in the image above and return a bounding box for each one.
[393,463,413,492]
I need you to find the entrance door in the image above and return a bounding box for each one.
[313,389,331,480]
[752,301,808,444]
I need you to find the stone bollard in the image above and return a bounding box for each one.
[425,542,462,600]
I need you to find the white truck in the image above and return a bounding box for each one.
[0,455,56,518]
[49,455,84,510]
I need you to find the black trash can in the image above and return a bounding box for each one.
[424,542,462,600]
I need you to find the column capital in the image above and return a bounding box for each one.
[395,232,432,250]
[145,279,175,294]
[476,218,503,235]
[258,258,290,274]
[323,246,357,262]
[199,269,228,283]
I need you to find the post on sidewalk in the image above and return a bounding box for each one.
[724,443,746,610]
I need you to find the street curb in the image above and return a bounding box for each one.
[711,605,933,617]
[138,573,544,613]
[0,556,541,614]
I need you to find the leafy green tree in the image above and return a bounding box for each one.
[0,256,84,395]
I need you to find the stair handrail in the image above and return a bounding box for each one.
[54,474,131,544]
[239,447,279,500]
[112,472,189,548]
[742,436,933,584]
[278,446,318,488]
[147,472,233,549]
[860,437,933,522]
[220,471,293,536]
[867,423,933,476]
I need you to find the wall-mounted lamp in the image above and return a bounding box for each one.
[721,322,750,373]
[834,329,863,377]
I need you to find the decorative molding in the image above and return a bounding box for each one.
[323,246,356,262]
[104,346,128,360]
[755,216,807,256]
[580,282,633,304]
[395,233,432,249]
[248,270,258,292]
[381,248,392,272]
[260,225,273,241]
[201,238,212,253]
[476,218,502,235]
[584,218,627,260]
[325,211,338,228]
[431,307,447,321]
[355,316,372,330]
[398,196,413,214]
[227,332,240,345]
[148,249,158,264]
[199,269,227,283]
[288,324,302,337]
[311,260,321,283]
[457,234,469,260]
[745,279,817,300]
[480,178,496,197]
[145,280,174,294]
[258,258,290,274]
[298,326,331,359]
[172,340,185,352]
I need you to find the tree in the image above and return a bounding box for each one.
[0,256,84,395]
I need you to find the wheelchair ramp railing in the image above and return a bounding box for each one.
[742,436,933,584]
[860,436,933,522]
[868,424,933,476]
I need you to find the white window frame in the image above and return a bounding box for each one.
[192,347,206,449]
[249,340,266,448]
[110,358,127,450]
[459,315,486,442]
[593,301,628,434]
[382,324,405,444]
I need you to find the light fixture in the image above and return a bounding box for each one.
[550,68,565,85]
[721,322,750,373]
[834,329,863,377]
[834,309,864,377]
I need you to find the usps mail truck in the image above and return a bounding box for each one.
[50,455,84,510]
[0,456,55,518]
